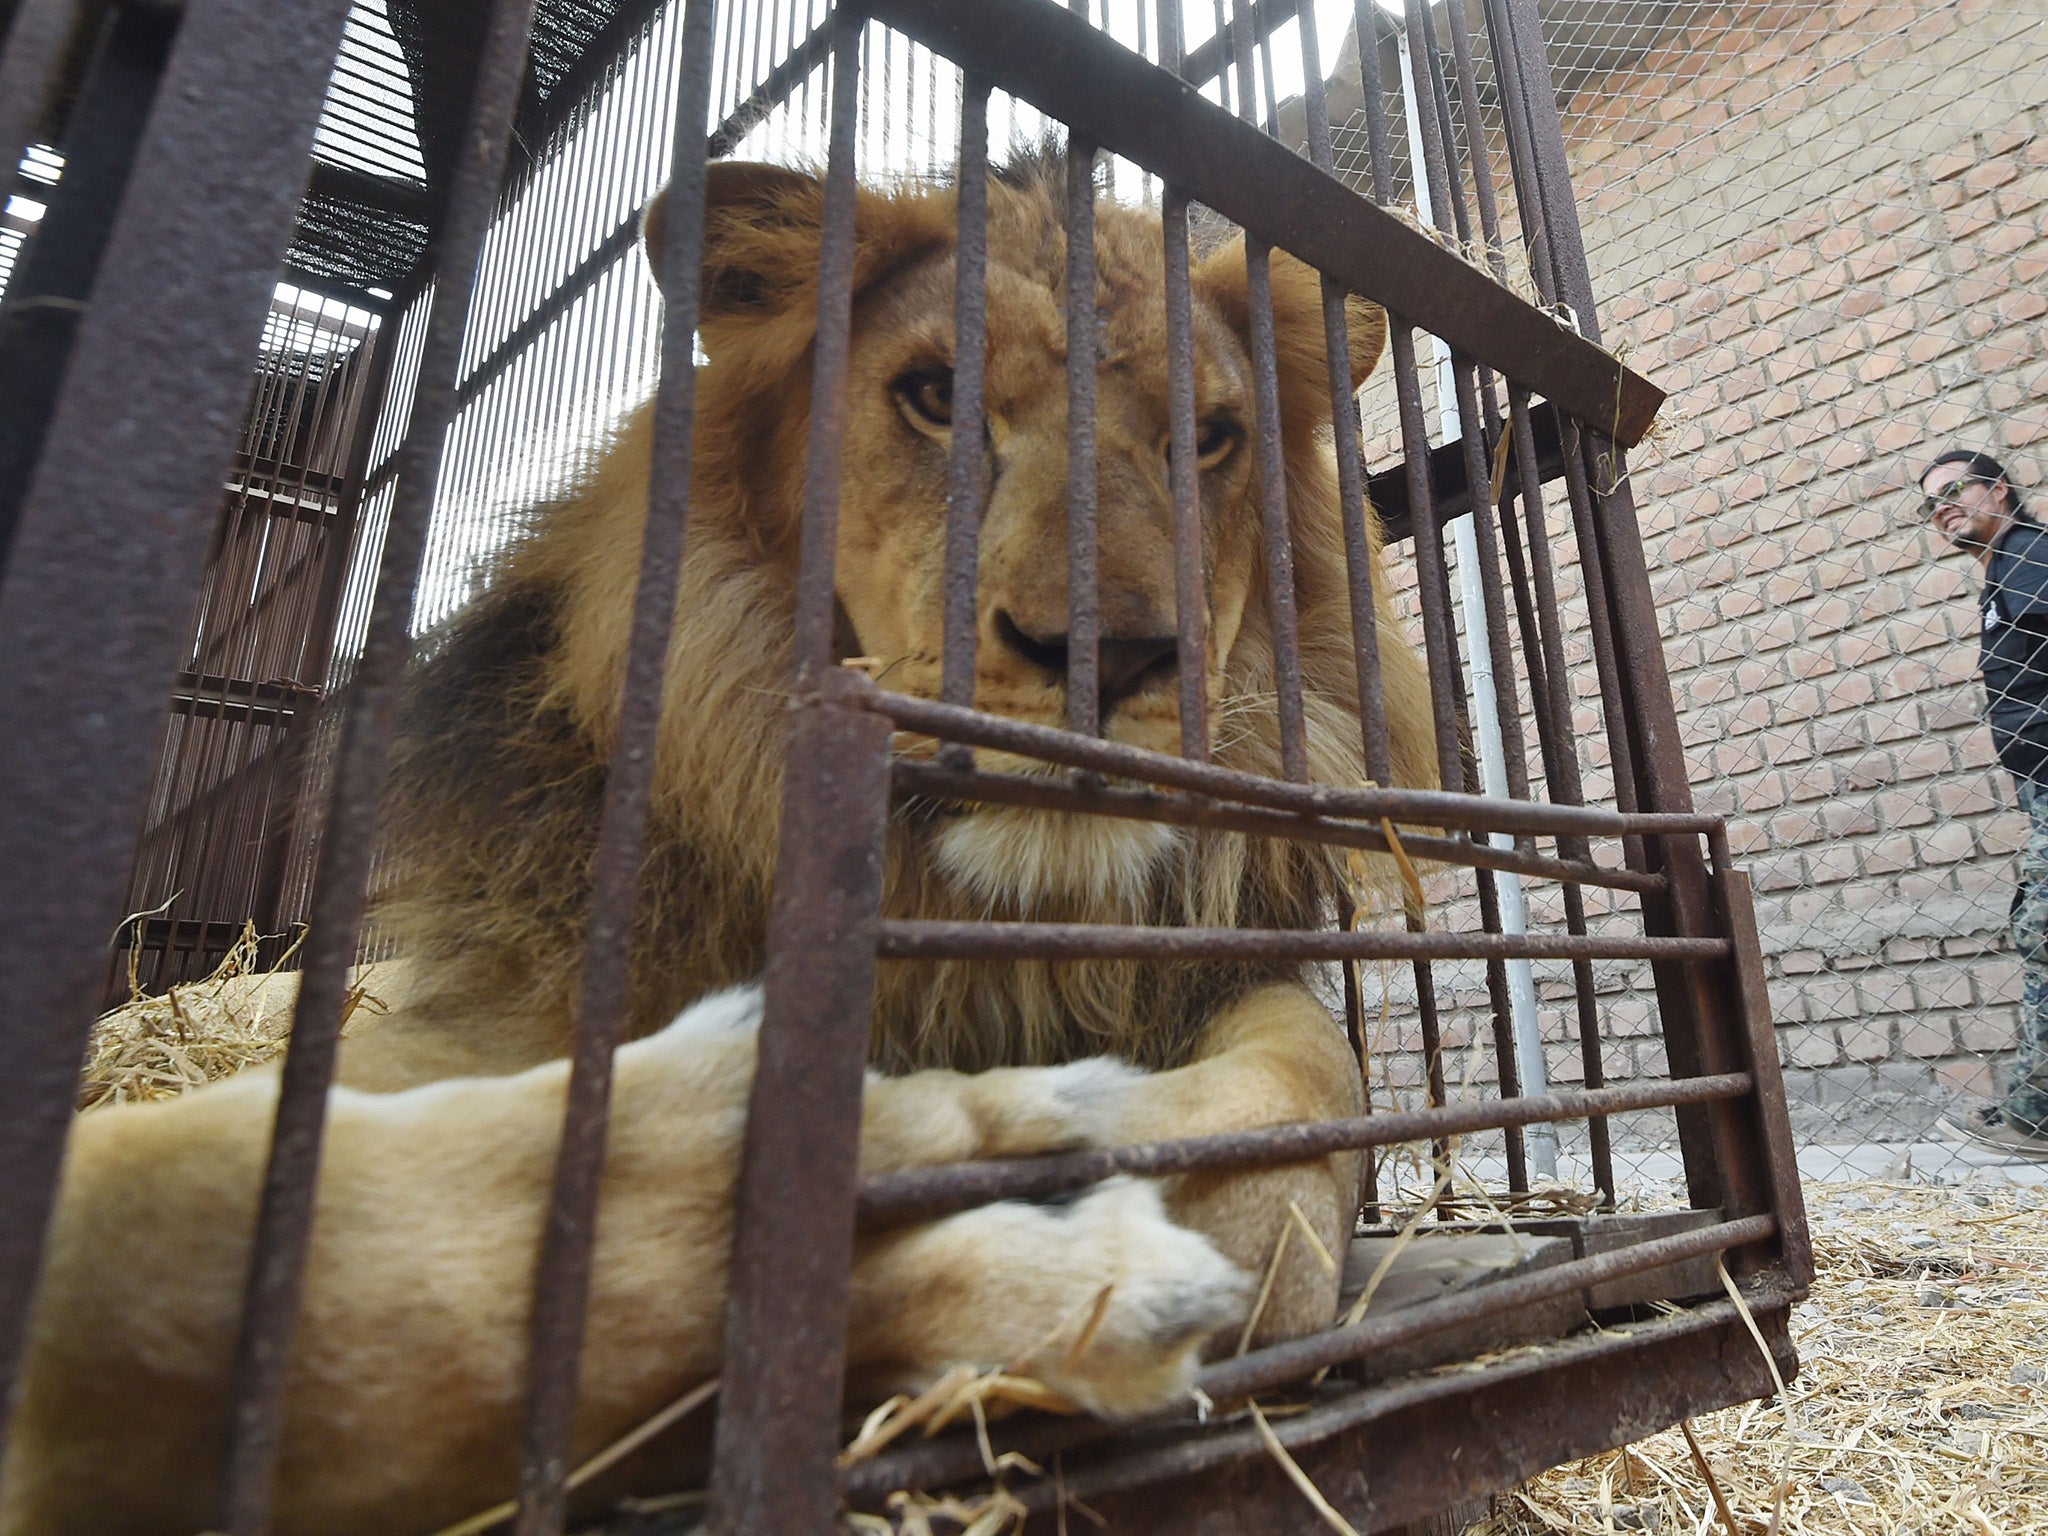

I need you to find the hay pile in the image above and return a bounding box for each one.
[79,925,382,1108]
[1478,1180,2048,1536]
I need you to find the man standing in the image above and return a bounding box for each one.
[1925,449,2048,1159]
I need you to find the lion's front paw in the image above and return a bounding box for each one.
[1014,1177,1251,1419]
[857,1177,1249,1423]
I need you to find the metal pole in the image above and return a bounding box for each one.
[1393,18,1555,1179]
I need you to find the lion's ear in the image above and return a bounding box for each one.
[641,162,827,320]
[1194,239,1386,395]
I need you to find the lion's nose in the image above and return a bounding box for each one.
[993,610,1179,717]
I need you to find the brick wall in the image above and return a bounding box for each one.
[1338,0,2048,1154]
[1566,0,2048,1142]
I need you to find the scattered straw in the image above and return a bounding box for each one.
[1287,1198,1340,1280]
[1239,1219,1295,1357]
[79,923,385,1109]
[1473,1180,2048,1536]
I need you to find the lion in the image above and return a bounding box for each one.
[1,156,1436,1536]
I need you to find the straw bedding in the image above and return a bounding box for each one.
[79,924,382,1109]
[1478,1179,2048,1536]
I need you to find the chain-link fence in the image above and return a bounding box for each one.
[1313,0,2048,1186]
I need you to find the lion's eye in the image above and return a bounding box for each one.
[1195,416,1242,469]
[893,368,954,431]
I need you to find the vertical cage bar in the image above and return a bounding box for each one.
[1153,0,1210,764]
[939,75,989,721]
[1505,392,1615,1202]
[1294,0,1390,791]
[1160,191,1211,763]
[0,0,359,1465]
[509,5,719,1532]
[705,24,889,1536]
[1229,0,1306,783]
[1294,3,1392,794]
[787,19,863,683]
[217,0,541,1527]
[0,3,174,568]
[1348,0,1396,203]
[1064,128,1102,736]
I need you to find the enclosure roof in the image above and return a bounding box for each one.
[293,0,645,296]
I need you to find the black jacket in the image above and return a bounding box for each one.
[1980,518,2048,783]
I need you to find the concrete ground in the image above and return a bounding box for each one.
[1446,1133,2048,1199]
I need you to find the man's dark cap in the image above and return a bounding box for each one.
[1921,448,2015,493]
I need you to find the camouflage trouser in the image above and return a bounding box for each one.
[2005,779,2048,1133]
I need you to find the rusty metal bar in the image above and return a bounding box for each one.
[855,1068,1754,1225]
[1484,0,1741,1218]
[1153,0,1207,764]
[216,0,541,1527]
[1200,1212,1778,1401]
[861,0,1661,447]
[1292,4,1392,791]
[703,19,891,1534]
[0,2,173,566]
[876,920,1728,965]
[0,0,359,1471]
[1225,6,1309,770]
[846,1288,1790,1515]
[938,75,989,722]
[873,687,1717,839]
[1708,846,1813,1290]
[785,18,862,686]
[1161,188,1210,761]
[509,4,718,1531]
[1501,388,1615,1200]
[1064,126,1101,736]
[706,673,894,1536]
[891,762,1667,896]
[1386,323,1461,795]
[1245,240,1308,780]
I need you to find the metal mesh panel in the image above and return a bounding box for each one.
[1269,0,2048,1187]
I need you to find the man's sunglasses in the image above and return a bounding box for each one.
[1921,475,1992,519]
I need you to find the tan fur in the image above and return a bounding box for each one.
[2,159,1436,1535]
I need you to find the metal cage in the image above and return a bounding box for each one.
[0,1,1811,1533]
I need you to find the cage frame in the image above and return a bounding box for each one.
[0,1,1813,1534]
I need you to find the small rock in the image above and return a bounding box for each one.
[1949,1431,1986,1455]
[1820,1477,1875,1504]
[2011,1362,2045,1385]
[1904,1233,1939,1250]
[1949,1402,2004,1421]
[1917,1287,1957,1308]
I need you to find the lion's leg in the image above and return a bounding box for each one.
[1104,982,1366,1348]
[2,989,1249,1536]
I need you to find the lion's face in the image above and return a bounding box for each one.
[642,160,1395,912]
[832,205,1263,752]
